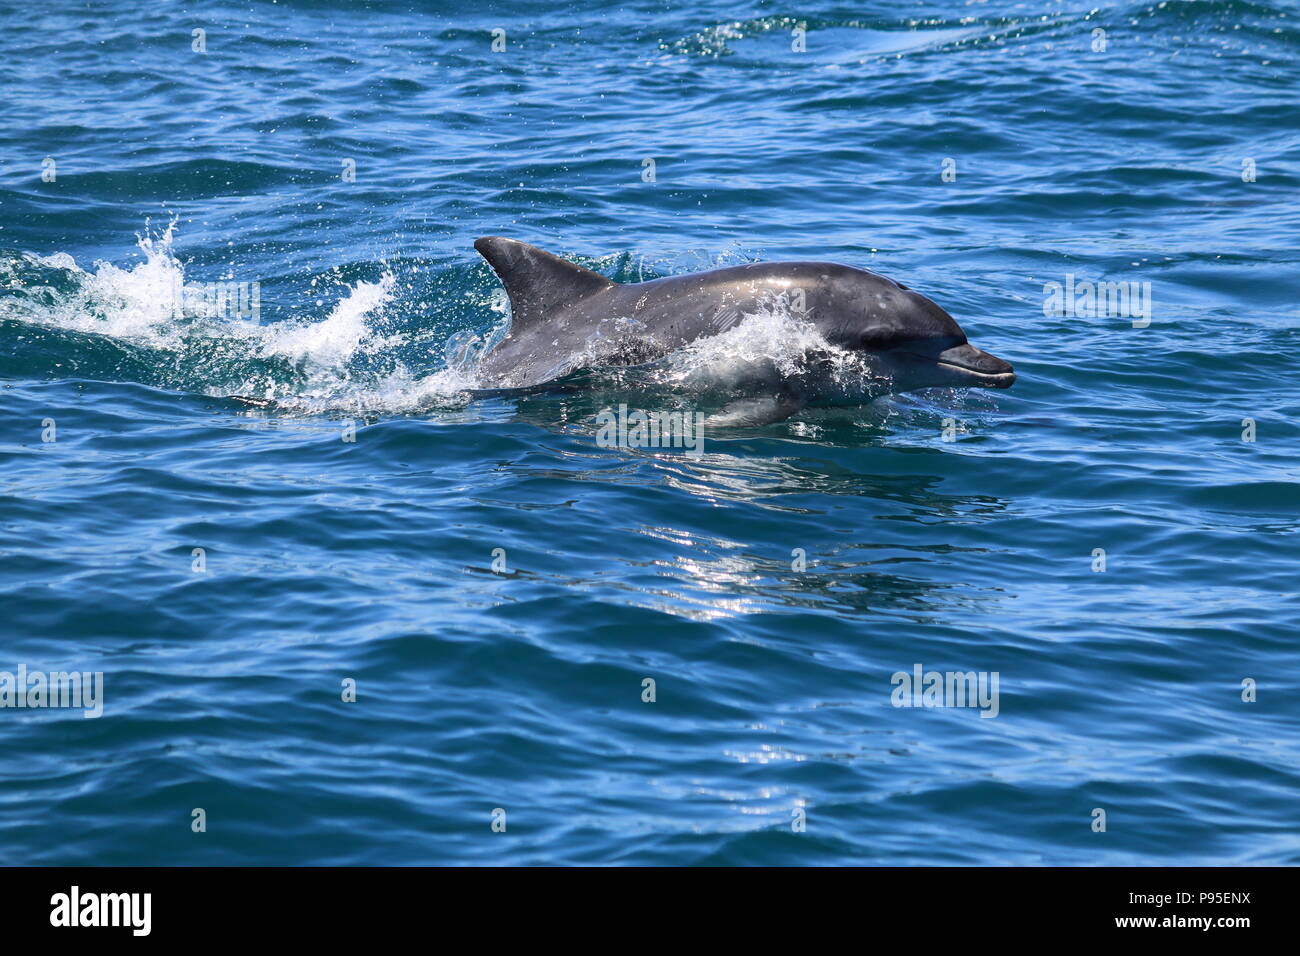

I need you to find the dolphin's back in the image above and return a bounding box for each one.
[471,237,909,390]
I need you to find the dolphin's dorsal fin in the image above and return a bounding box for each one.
[475,236,615,329]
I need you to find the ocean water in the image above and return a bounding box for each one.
[1,0,1298,866]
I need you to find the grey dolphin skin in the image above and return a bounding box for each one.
[474,236,1014,425]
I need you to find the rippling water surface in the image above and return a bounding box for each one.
[1,0,1298,865]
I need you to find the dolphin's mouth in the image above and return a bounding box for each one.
[935,362,1016,388]
[930,343,1016,389]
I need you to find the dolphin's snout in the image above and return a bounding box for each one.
[934,342,1016,388]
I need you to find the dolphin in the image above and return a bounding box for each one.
[473,236,1015,425]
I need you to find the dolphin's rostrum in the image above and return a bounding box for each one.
[474,236,1014,425]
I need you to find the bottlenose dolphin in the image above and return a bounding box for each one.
[473,237,1014,425]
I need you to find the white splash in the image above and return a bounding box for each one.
[649,293,883,400]
[264,274,394,367]
[0,221,487,414]
[8,220,201,343]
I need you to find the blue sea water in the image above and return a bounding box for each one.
[1,0,1298,866]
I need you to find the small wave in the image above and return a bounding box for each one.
[0,222,486,415]
[662,14,1038,62]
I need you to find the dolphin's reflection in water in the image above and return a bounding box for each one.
[464,396,1012,623]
